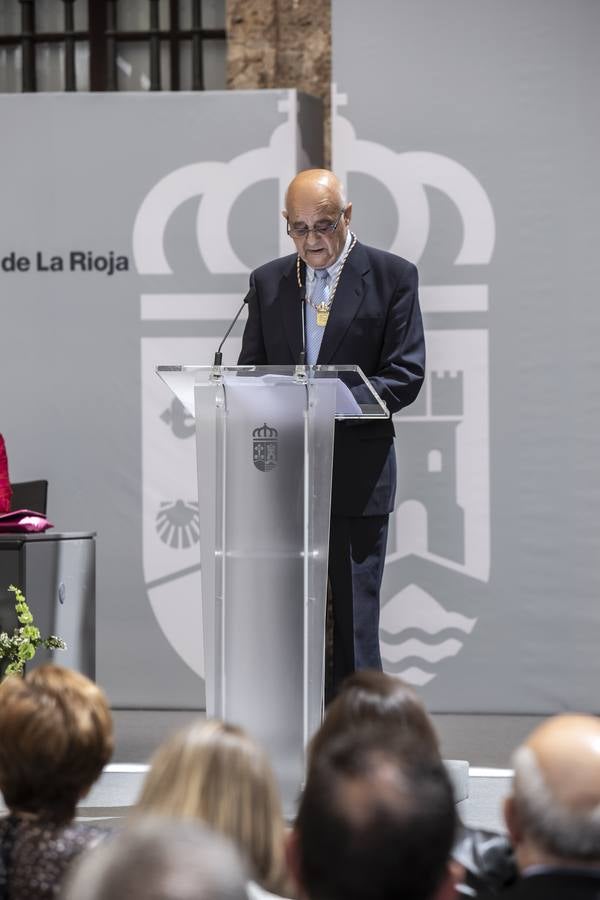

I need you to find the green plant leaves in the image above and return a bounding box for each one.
[0,584,66,678]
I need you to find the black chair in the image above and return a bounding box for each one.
[10,480,48,514]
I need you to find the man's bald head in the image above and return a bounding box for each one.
[283,169,352,269]
[526,715,600,812]
[285,169,347,212]
[507,714,600,867]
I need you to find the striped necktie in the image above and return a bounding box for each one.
[306,269,329,365]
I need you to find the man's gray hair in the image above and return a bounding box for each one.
[62,817,248,900]
[512,744,600,861]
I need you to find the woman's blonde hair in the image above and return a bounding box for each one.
[135,719,288,895]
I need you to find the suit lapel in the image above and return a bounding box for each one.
[278,256,303,363]
[317,241,370,364]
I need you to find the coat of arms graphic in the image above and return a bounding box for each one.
[252,422,278,472]
[135,94,495,687]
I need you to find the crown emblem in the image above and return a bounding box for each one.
[253,422,278,440]
[252,422,278,472]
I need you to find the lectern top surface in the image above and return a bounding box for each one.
[156,365,390,420]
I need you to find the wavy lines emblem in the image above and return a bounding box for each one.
[380,585,476,687]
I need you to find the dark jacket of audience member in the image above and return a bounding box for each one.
[0,665,113,900]
[292,727,457,900]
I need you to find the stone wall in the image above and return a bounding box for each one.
[226,0,331,166]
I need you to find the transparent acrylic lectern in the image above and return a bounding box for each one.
[156,364,389,814]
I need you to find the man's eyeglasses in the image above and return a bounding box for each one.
[286,209,346,239]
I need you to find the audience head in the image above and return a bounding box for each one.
[506,713,600,869]
[310,669,440,764]
[0,664,113,822]
[293,727,457,900]
[62,817,248,900]
[136,719,288,895]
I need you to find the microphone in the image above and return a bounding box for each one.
[299,293,307,366]
[213,286,256,366]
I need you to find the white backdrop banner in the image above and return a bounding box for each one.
[0,89,322,707]
[332,0,600,712]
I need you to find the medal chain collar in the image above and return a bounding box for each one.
[296,232,357,312]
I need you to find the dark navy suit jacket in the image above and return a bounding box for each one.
[480,871,600,900]
[238,241,425,517]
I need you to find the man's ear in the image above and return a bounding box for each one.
[434,862,460,900]
[285,828,304,896]
[344,201,353,225]
[504,793,521,846]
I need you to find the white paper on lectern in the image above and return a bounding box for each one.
[334,379,363,416]
[236,374,363,416]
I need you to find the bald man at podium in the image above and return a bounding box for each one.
[239,169,425,700]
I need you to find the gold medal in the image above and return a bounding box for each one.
[316,305,329,327]
[296,233,358,330]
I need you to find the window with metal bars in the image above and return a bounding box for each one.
[0,0,226,93]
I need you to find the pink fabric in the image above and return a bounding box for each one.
[0,434,11,513]
[0,510,53,533]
